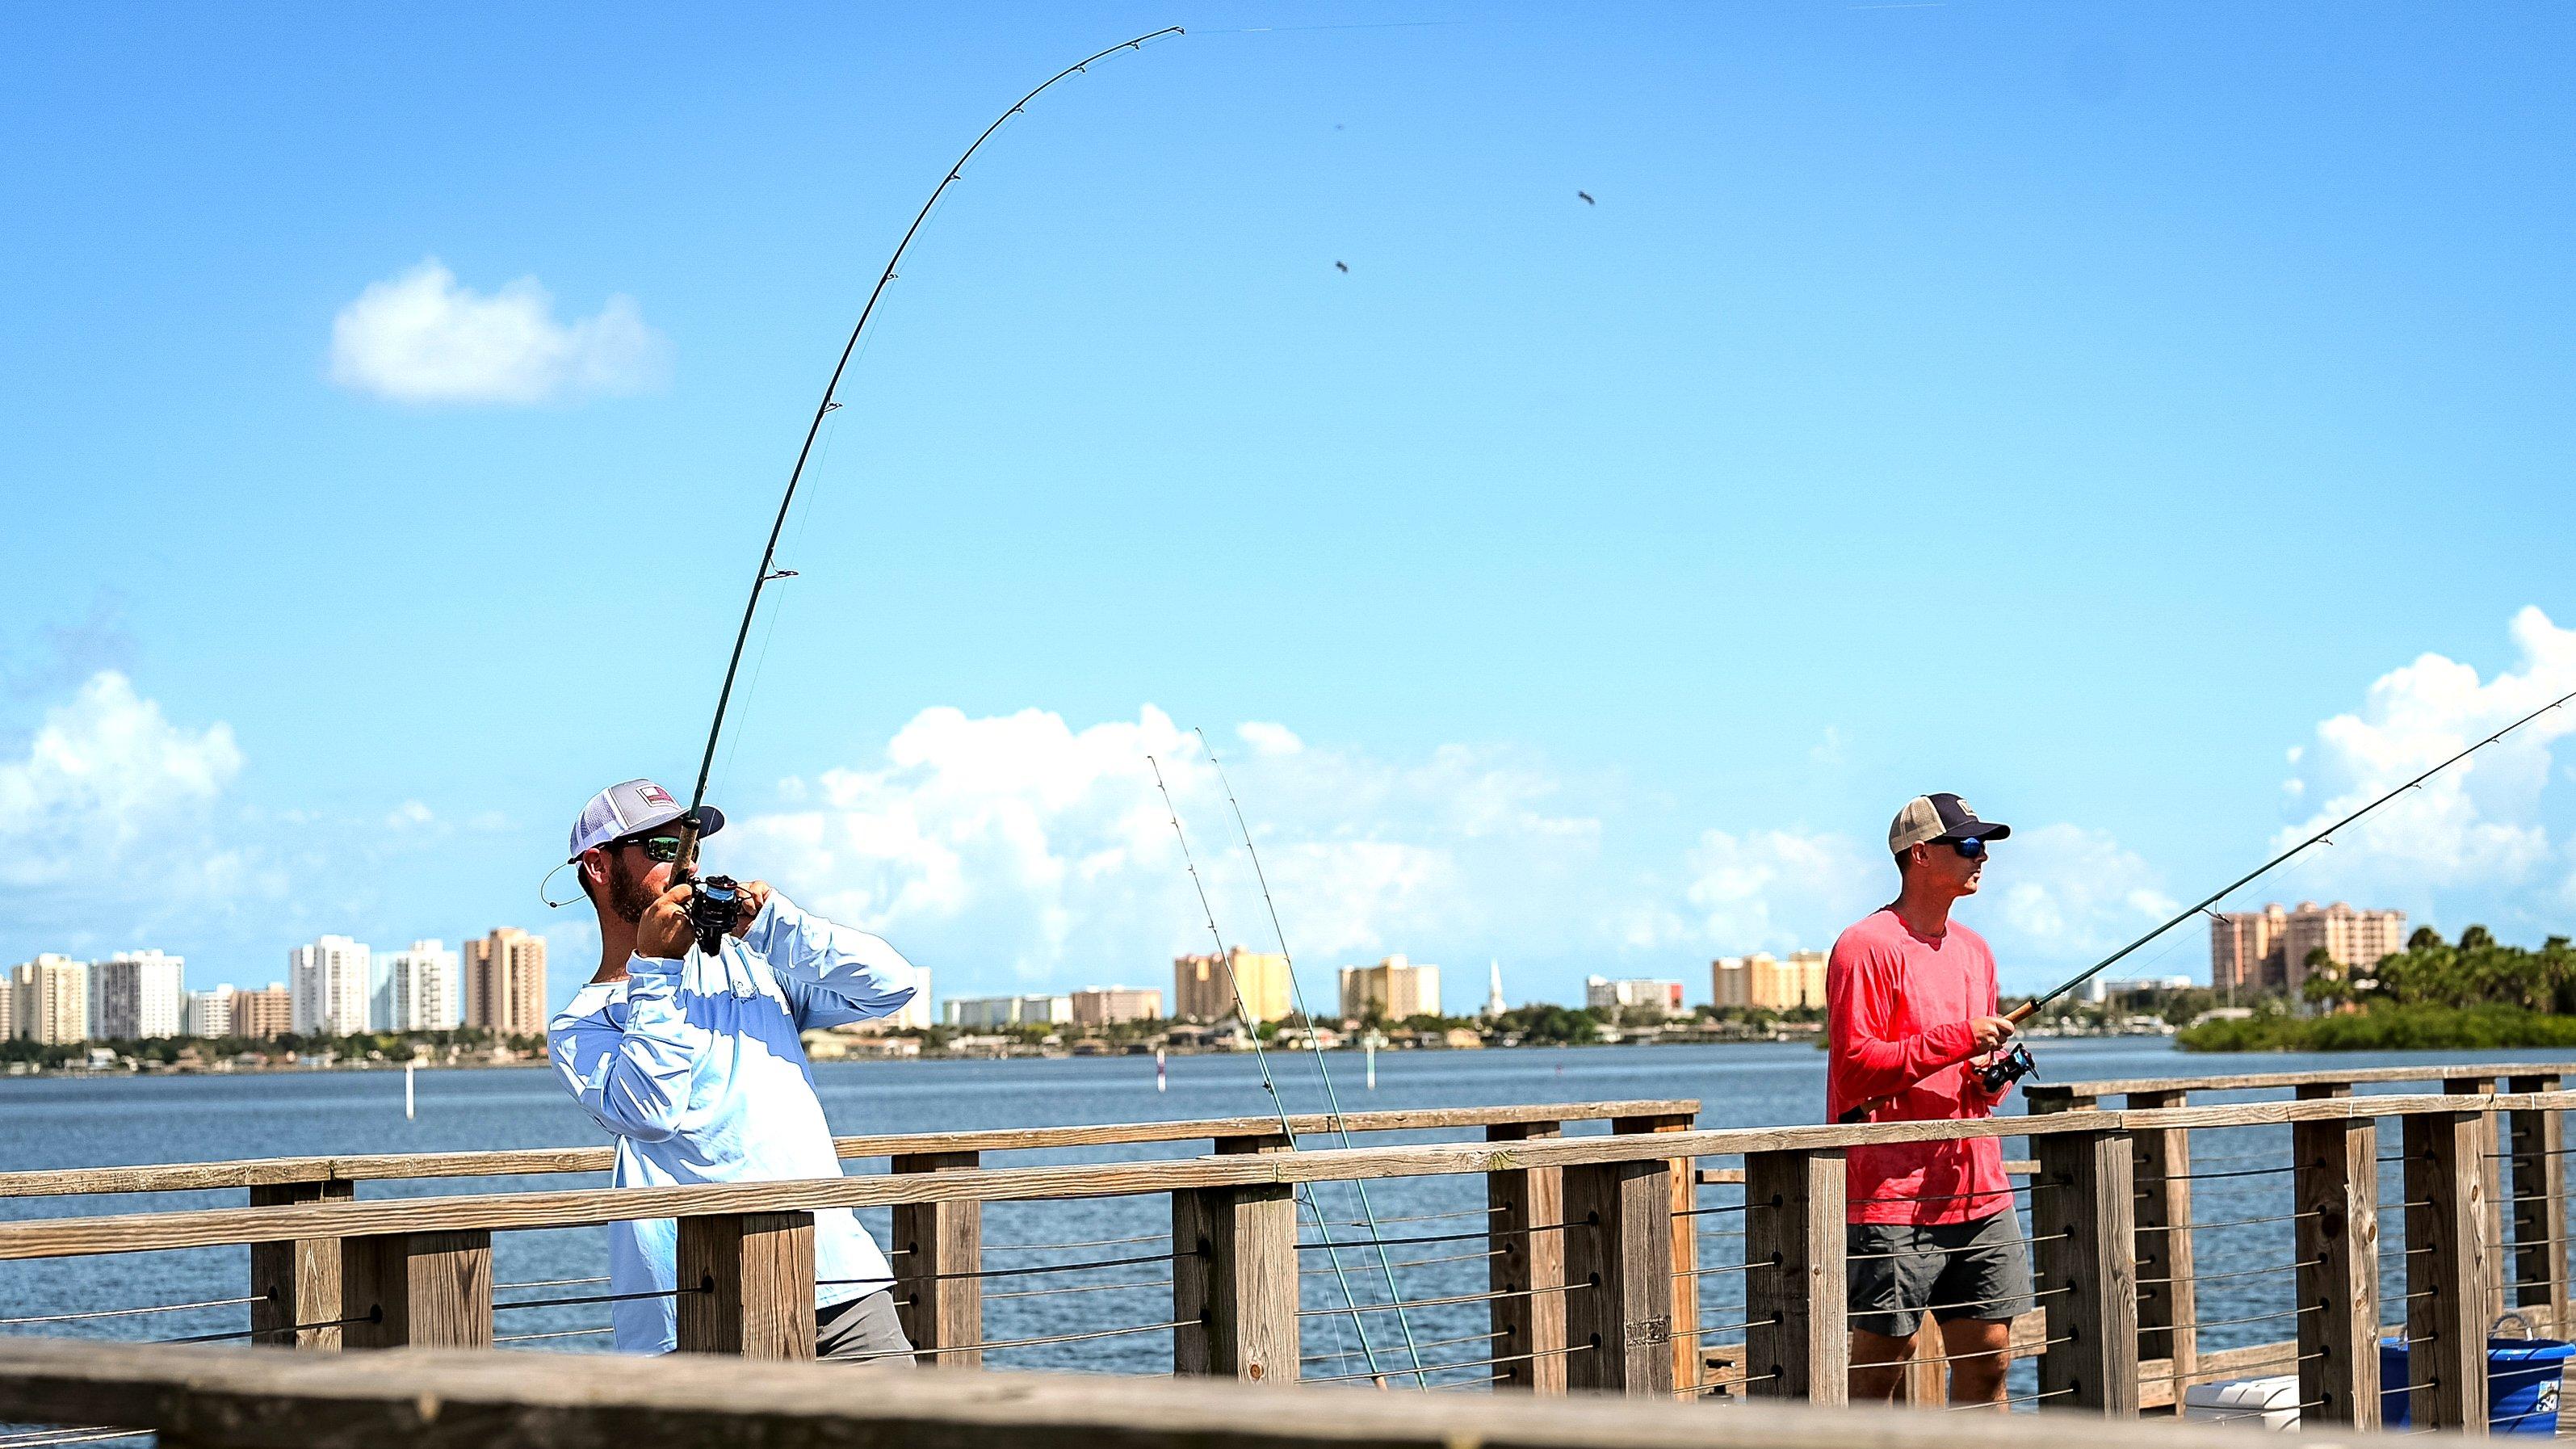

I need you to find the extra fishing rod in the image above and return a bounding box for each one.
[659,27,1183,949]
[1972,682,2576,1096]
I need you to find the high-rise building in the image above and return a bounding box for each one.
[380,940,461,1031]
[290,936,372,1037]
[1711,951,1829,1011]
[464,928,547,1034]
[942,994,1072,1029]
[1069,986,1161,1027]
[1483,961,1508,1020]
[1584,975,1687,1018]
[1173,947,1294,1024]
[92,950,186,1040]
[1338,955,1442,1022]
[2209,902,2406,996]
[11,956,89,1044]
[183,985,235,1039]
[0,981,13,1040]
[884,967,933,1031]
[232,986,292,1040]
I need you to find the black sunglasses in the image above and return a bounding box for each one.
[1949,836,1990,860]
[614,834,686,863]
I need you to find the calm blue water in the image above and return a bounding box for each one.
[0,1038,2566,1384]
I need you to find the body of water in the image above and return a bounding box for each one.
[2,1036,2567,1381]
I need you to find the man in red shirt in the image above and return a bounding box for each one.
[1826,792,2030,1407]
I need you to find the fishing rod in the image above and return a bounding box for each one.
[1972,682,2576,1095]
[656,27,1184,951]
[1148,754,1427,1388]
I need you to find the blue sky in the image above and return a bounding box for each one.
[6,4,2574,1014]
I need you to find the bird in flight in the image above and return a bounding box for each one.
[1578,191,1595,205]
[1334,261,1349,273]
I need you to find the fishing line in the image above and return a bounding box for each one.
[1147,753,1421,1388]
[1195,725,1433,1384]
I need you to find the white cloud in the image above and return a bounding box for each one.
[1669,828,1882,955]
[385,800,435,830]
[1991,823,2175,962]
[0,671,241,887]
[328,258,670,405]
[2276,606,2576,896]
[720,704,1601,999]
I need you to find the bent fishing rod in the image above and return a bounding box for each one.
[1969,682,2576,1096]
[657,27,1182,948]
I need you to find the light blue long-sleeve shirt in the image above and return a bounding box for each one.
[546,889,918,1354]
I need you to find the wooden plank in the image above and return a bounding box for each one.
[2124,1089,2193,1381]
[2507,1074,2567,1324]
[2405,1110,2490,1434]
[0,1099,1701,1200]
[1701,1160,2035,1185]
[2293,1116,2379,1428]
[2033,1128,2138,1416]
[1486,1122,1566,1393]
[248,1178,350,1350]
[1172,1184,1297,1383]
[1742,1149,1845,1406]
[9,1093,2574,1264]
[2448,1077,2510,1327]
[2027,1061,2576,1106]
[1614,1111,1697,1391]
[891,1150,981,1367]
[0,1336,2449,1449]
[340,1230,491,1350]
[677,1212,816,1359]
[1563,1159,1673,1396]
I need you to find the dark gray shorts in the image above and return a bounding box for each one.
[1846,1211,2034,1338]
[816,1289,915,1365]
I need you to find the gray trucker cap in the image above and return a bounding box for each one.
[567,779,724,862]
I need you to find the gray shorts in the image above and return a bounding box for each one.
[816,1289,915,1365]
[1846,1210,2034,1338]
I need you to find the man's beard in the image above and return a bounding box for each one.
[607,857,657,925]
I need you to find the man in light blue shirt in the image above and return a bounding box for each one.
[546,778,921,1359]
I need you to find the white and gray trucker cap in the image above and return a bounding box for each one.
[567,779,725,862]
[1886,793,2011,855]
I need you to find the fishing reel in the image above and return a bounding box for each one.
[1978,1040,2037,1094]
[684,874,743,956]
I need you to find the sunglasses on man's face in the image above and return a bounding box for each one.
[617,835,686,863]
[1949,836,1989,860]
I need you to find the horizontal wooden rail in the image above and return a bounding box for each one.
[0,1099,1697,1199]
[2025,1060,2574,1108]
[0,1338,2395,1449]
[0,1090,2561,1263]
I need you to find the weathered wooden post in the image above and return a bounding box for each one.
[2447,1077,2509,1326]
[2294,1115,2380,1427]
[1563,1158,1675,1396]
[1487,1121,1567,1392]
[249,1178,350,1349]
[2124,1090,2196,1385]
[676,1212,815,1359]
[2505,1074,2566,1329]
[1614,1110,1699,1390]
[2032,1127,2139,1416]
[2405,1109,2491,1434]
[339,1230,493,1350]
[891,1149,983,1367]
[1173,1183,1298,1383]
[1743,1147,1847,1405]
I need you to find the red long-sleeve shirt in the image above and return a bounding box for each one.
[1825,907,2012,1225]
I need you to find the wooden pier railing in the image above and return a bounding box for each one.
[0,1083,2568,1432]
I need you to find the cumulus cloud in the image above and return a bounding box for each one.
[1991,824,2175,962]
[0,671,242,889]
[720,705,1601,1000]
[329,258,670,405]
[1665,828,1882,955]
[2276,606,2576,897]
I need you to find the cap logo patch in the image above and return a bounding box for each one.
[636,783,675,808]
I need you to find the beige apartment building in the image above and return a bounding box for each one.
[232,986,292,1040]
[11,955,89,1044]
[464,928,548,1034]
[1173,947,1294,1024]
[2209,901,2406,995]
[1338,955,1442,1023]
[1070,986,1163,1027]
[1711,951,1829,1011]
